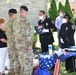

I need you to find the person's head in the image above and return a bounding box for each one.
[8,9,17,19]
[20,6,28,17]
[58,10,64,17]
[0,18,6,30]
[62,13,71,23]
[39,10,46,20]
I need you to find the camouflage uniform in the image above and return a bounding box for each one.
[4,19,20,75]
[13,16,33,75]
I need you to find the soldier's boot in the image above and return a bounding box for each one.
[24,70,33,75]
[8,67,15,75]
[8,72,15,75]
[15,73,20,75]
[14,67,21,75]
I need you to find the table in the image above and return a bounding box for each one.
[39,51,76,69]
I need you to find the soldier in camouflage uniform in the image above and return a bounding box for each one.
[4,9,20,75]
[13,6,33,75]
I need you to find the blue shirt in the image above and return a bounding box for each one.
[55,16,63,30]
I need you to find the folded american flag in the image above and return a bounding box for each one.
[54,59,60,75]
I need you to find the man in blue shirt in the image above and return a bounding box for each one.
[55,10,64,47]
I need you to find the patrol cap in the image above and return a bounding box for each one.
[8,9,17,14]
[63,13,71,19]
[20,6,28,12]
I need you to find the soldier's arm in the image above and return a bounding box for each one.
[4,21,10,31]
[26,20,33,50]
[4,21,11,32]
[49,19,56,32]
[68,25,75,36]
[12,19,23,49]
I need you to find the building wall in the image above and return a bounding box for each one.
[70,2,76,16]
[0,0,47,26]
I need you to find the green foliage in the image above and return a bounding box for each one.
[49,0,58,22]
[58,2,65,12]
[64,0,75,24]
[52,44,59,50]
[7,0,12,3]
[60,63,76,75]
[48,0,75,24]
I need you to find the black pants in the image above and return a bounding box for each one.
[41,43,50,53]
[58,29,61,47]
[65,56,75,71]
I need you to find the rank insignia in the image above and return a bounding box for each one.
[72,25,75,29]
[46,23,48,26]
[66,27,68,30]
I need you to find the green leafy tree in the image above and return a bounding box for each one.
[49,0,58,22]
[64,0,74,24]
[7,0,12,3]
[58,2,65,12]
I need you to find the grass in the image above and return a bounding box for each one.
[59,62,76,75]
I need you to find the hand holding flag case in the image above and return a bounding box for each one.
[34,25,44,34]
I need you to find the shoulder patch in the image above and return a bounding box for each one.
[46,22,48,26]
[51,20,54,24]
[66,27,68,30]
[71,25,75,29]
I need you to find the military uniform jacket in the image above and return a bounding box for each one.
[13,16,33,50]
[4,19,16,51]
[59,22,75,48]
[38,17,55,44]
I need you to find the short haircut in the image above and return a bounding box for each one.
[0,18,6,24]
[20,6,28,12]
[39,10,45,14]
[8,9,17,14]
[8,9,17,17]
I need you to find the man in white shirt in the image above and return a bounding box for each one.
[55,10,64,47]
